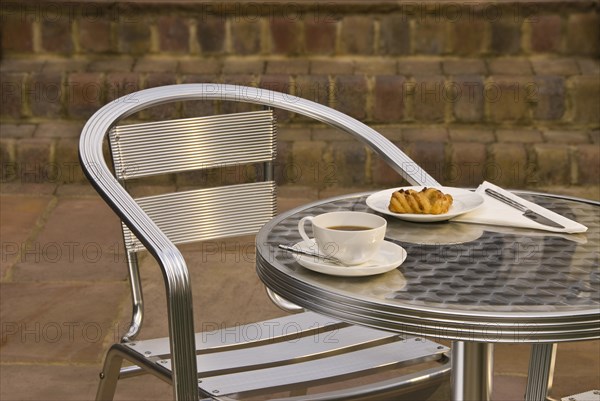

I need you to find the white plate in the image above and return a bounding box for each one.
[291,239,407,277]
[366,186,485,222]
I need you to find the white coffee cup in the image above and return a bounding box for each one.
[298,211,387,265]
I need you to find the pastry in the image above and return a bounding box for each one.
[389,187,453,214]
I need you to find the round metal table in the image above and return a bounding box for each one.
[256,192,600,401]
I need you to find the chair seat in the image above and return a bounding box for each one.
[122,312,450,400]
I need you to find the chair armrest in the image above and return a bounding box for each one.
[80,124,199,401]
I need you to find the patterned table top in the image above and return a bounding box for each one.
[256,192,600,342]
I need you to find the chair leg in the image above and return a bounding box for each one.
[96,345,125,401]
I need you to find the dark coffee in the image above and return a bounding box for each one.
[327,225,372,231]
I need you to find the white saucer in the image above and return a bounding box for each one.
[291,239,407,277]
[366,186,485,222]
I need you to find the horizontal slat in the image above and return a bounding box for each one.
[110,110,275,179]
[198,337,445,396]
[126,311,347,356]
[193,325,400,377]
[123,182,275,252]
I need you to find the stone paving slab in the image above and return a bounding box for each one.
[0,195,54,279]
[0,184,599,400]
[11,197,128,282]
[0,365,99,401]
[0,281,127,364]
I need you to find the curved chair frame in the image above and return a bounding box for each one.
[80,84,442,400]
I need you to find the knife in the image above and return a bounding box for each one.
[484,188,565,229]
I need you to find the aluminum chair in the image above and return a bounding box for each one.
[80,84,450,401]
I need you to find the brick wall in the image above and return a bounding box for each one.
[1,1,599,191]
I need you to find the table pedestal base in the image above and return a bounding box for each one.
[451,341,494,401]
[525,343,558,401]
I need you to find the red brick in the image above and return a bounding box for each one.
[452,18,486,56]
[542,130,590,144]
[78,18,112,53]
[41,19,73,54]
[443,59,487,75]
[158,16,189,53]
[340,16,373,54]
[42,59,87,73]
[274,141,294,186]
[304,18,337,55]
[265,60,309,75]
[531,15,562,53]
[413,17,449,55]
[294,75,330,106]
[106,72,140,102]
[373,76,405,123]
[568,76,600,124]
[29,73,63,118]
[410,76,446,122]
[118,20,151,54]
[290,140,327,188]
[179,59,222,75]
[1,16,33,53]
[270,18,301,55]
[449,128,495,143]
[311,127,348,141]
[371,146,408,187]
[0,59,44,73]
[230,20,261,55]
[490,18,521,55]
[324,142,366,187]
[354,60,396,75]
[577,59,600,75]
[0,124,35,138]
[488,143,531,187]
[485,76,532,123]
[55,138,86,183]
[0,73,26,118]
[533,76,565,121]
[222,59,264,75]
[576,144,600,185]
[405,141,446,184]
[67,72,104,119]
[448,142,487,187]
[258,75,292,122]
[88,57,134,73]
[488,58,533,75]
[397,60,442,75]
[379,15,410,55]
[34,121,83,139]
[0,139,16,181]
[333,75,367,120]
[496,129,542,143]
[310,59,353,75]
[533,144,570,185]
[451,75,484,122]
[403,128,448,143]
[196,16,225,54]
[531,58,579,76]
[134,57,178,73]
[566,13,600,56]
[16,139,53,184]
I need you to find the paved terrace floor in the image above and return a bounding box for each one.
[1,182,599,401]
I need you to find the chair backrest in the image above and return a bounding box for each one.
[108,110,277,253]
